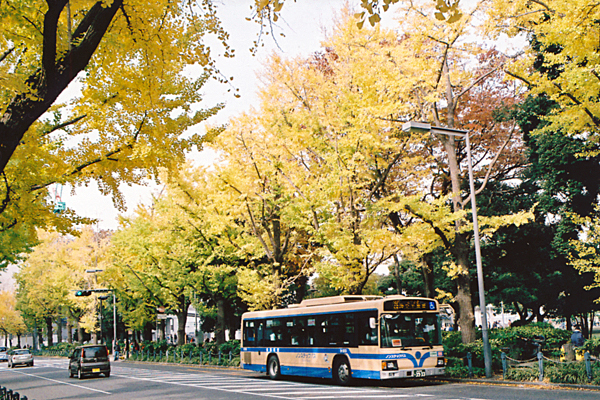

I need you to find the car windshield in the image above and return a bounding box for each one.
[83,347,107,358]
[380,313,441,348]
[14,349,30,355]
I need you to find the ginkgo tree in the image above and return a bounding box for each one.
[15,227,111,345]
[226,4,531,345]
[0,290,27,347]
[0,0,229,266]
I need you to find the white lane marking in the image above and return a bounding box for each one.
[299,396,424,399]
[6,369,112,394]
[266,389,391,396]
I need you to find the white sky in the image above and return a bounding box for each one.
[61,0,361,231]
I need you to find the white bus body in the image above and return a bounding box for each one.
[241,295,445,384]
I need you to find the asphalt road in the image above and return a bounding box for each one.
[0,357,598,400]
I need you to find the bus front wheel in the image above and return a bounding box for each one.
[332,357,352,386]
[267,355,281,380]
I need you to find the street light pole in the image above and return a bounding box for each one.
[402,122,492,377]
[85,269,117,349]
[465,132,493,378]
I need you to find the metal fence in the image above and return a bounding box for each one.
[501,350,598,383]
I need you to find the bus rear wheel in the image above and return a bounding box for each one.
[332,357,352,386]
[267,355,281,380]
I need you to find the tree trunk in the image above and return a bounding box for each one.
[57,318,63,343]
[453,234,476,343]
[392,254,403,295]
[420,253,435,298]
[215,298,226,345]
[175,295,190,346]
[67,318,73,344]
[45,317,53,347]
[295,275,309,303]
[77,321,84,343]
[38,327,44,349]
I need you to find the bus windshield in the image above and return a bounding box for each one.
[380,313,441,348]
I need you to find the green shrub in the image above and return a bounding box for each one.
[505,366,539,382]
[220,340,240,355]
[545,362,588,384]
[490,323,570,359]
[581,337,600,357]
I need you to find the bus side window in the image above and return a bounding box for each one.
[307,317,316,346]
[344,313,357,347]
[328,315,343,346]
[244,321,256,345]
[316,316,328,347]
[257,321,265,346]
[358,313,378,345]
[290,317,305,346]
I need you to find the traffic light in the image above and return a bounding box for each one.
[75,290,92,297]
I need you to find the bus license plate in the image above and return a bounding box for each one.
[414,370,426,377]
[93,368,100,373]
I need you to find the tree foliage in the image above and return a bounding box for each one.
[485,0,600,143]
[0,0,229,266]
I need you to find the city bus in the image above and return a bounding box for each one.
[240,295,445,385]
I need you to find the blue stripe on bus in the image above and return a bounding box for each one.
[277,365,381,380]
[242,363,381,380]
[241,347,443,369]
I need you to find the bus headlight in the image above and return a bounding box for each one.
[437,357,445,367]
[382,360,398,370]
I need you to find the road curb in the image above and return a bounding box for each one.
[432,376,600,391]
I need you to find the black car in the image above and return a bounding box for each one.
[69,344,110,379]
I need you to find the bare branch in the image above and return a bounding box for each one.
[460,122,518,208]
[0,47,14,63]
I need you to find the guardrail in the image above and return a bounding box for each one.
[501,350,598,383]
[0,386,31,400]
[451,350,599,384]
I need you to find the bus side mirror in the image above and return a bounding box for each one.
[369,317,377,329]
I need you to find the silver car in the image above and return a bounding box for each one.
[8,349,33,368]
[0,347,8,362]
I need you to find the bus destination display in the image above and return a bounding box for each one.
[383,299,436,311]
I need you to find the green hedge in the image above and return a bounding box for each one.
[443,323,600,384]
[444,323,574,378]
[128,339,240,367]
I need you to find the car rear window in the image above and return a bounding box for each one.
[83,347,107,358]
[14,349,30,355]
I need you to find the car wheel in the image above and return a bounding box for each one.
[77,368,83,380]
[104,371,110,378]
[332,357,352,386]
[267,355,281,380]
[8,361,12,368]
